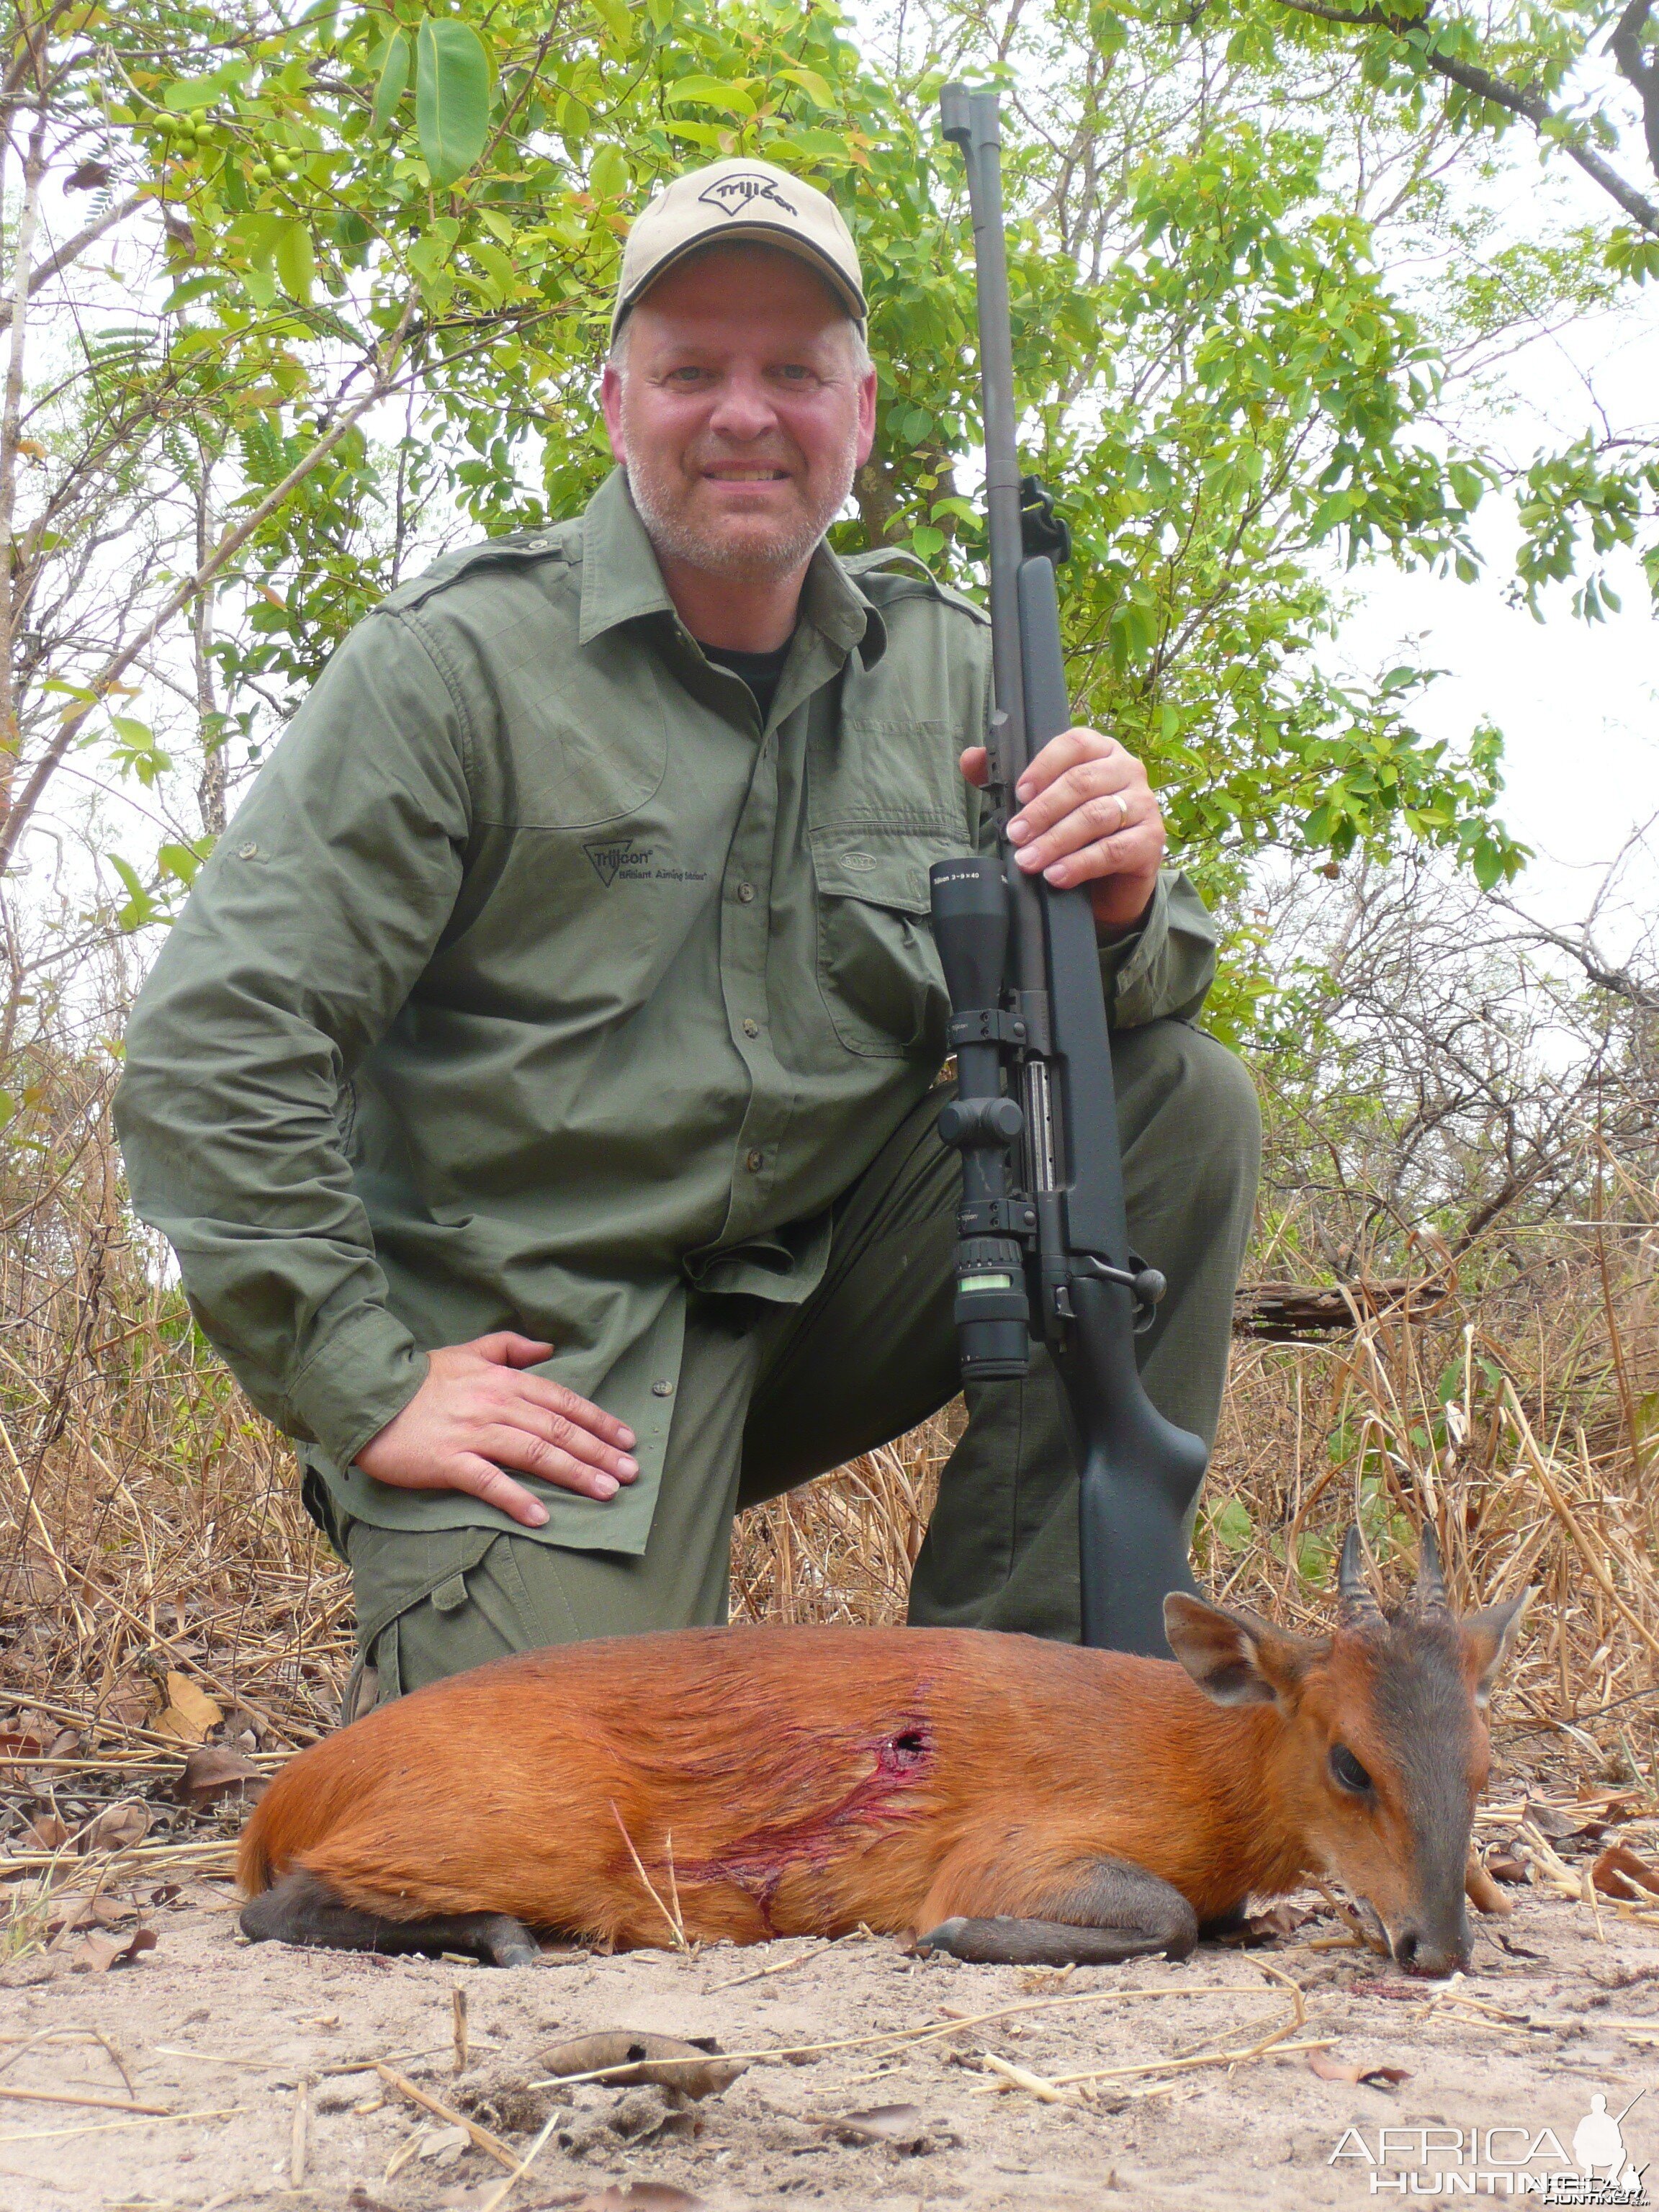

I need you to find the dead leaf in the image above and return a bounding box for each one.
[563,2191,709,2212]
[1483,1846,1529,1884]
[102,1687,156,1730]
[1308,2051,1411,2091]
[0,1732,45,1759]
[1592,1842,1659,1902]
[71,1925,156,1974]
[48,1893,134,1938]
[417,2122,469,2164]
[155,1673,222,1746]
[822,2102,941,2148]
[176,1744,262,1807]
[1233,1901,1318,1944]
[82,1802,150,1853]
[24,1814,70,1851]
[1521,1799,1605,1844]
[67,159,112,191]
[535,2031,745,2100]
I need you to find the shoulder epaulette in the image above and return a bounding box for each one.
[378,523,576,616]
[842,547,991,626]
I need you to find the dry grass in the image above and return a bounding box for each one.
[1,1051,1656,1923]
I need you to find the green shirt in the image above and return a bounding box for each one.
[115,471,1220,1553]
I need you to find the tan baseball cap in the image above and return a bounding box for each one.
[611,157,866,341]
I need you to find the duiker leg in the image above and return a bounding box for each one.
[241,1869,539,1967]
[916,1856,1198,1966]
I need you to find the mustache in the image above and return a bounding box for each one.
[683,442,801,473]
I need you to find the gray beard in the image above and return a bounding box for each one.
[624,455,853,583]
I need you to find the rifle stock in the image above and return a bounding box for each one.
[932,84,1208,1656]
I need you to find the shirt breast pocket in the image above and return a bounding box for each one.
[809,819,966,1060]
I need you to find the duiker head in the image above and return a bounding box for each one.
[1164,1527,1529,1977]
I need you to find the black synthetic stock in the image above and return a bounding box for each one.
[935,84,1209,1655]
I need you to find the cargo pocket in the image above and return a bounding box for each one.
[344,1524,521,1707]
[809,821,961,1060]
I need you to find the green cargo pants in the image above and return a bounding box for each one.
[341,1018,1259,1712]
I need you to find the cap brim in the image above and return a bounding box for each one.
[611,224,866,339]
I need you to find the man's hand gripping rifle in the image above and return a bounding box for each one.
[930,84,1208,1656]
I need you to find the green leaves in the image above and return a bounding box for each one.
[273,221,313,304]
[589,144,631,200]
[373,30,411,133]
[664,74,757,118]
[415,18,491,189]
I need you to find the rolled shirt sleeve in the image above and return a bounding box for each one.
[114,607,472,1471]
[1099,870,1219,1030]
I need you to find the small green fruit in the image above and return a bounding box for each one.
[251,163,272,185]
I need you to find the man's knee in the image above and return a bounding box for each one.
[1115,1020,1261,1206]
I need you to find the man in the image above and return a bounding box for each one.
[116,158,1259,1714]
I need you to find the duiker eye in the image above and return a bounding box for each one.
[1329,1744,1372,1794]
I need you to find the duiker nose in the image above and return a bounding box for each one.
[1392,1924,1470,1977]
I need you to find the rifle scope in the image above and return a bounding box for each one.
[932,856,1031,1380]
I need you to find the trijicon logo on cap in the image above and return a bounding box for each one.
[696,171,799,220]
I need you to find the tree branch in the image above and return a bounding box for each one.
[1609,0,1659,180]
[0,296,418,873]
[1270,0,1659,233]
[0,191,145,330]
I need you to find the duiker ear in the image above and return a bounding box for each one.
[1462,1588,1533,1707]
[1164,1593,1323,1709]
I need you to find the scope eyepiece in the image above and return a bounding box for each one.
[954,1236,1030,1380]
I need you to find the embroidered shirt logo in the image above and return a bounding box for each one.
[840,850,878,872]
[585,838,653,887]
[583,838,708,889]
[696,172,799,220]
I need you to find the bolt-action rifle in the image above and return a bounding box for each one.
[930,83,1208,1656]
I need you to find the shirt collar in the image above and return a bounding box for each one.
[578,469,887,671]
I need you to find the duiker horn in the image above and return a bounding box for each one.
[1337,1527,1385,1626]
[1410,1525,1452,1618]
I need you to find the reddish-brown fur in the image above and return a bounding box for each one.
[239,1624,1324,1948]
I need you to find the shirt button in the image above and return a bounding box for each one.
[651,1379,673,1397]
[737,882,757,904]
[742,1018,759,1038]
[745,1149,763,1172]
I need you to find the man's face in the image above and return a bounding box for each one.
[601,244,877,583]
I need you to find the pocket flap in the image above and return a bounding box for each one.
[809,824,963,914]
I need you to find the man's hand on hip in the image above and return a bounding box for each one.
[960,724,1165,937]
[353,1332,639,1529]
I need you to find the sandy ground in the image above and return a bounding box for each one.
[2,1874,1658,2212]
